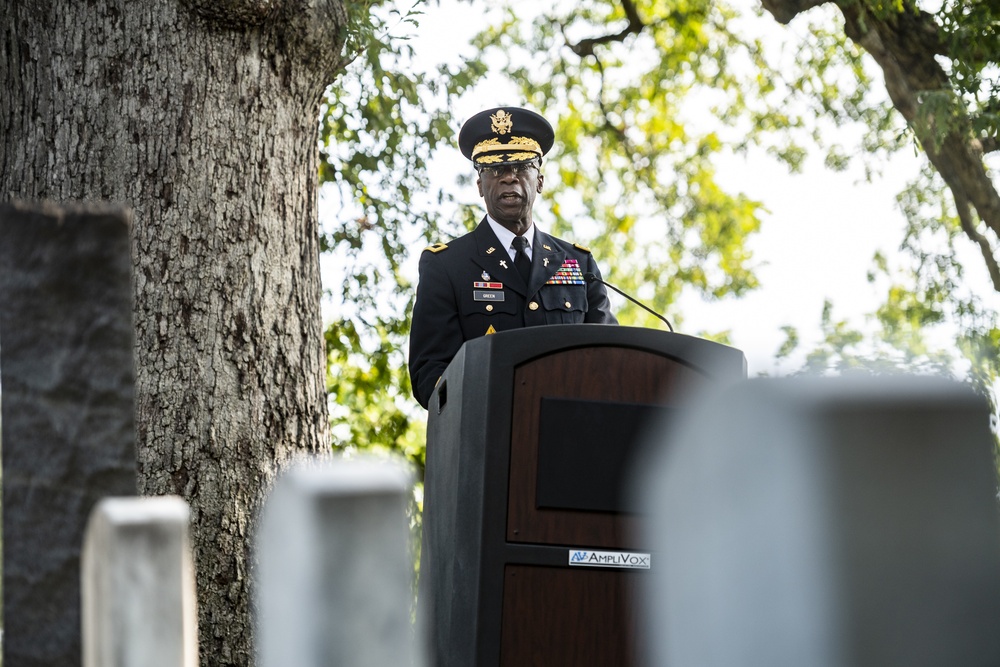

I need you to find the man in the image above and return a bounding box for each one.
[408,106,618,409]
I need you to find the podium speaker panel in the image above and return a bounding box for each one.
[508,346,706,548]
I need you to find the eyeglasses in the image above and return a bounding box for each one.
[477,163,539,178]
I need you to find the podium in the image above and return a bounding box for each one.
[420,324,747,667]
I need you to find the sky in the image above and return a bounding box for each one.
[322,0,999,378]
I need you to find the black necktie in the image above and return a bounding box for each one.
[512,235,531,283]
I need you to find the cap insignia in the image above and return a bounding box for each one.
[491,110,514,135]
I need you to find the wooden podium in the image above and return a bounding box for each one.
[419,324,747,667]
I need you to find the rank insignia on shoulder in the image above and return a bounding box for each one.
[573,243,592,253]
[485,325,497,335]
[424,242,449,253]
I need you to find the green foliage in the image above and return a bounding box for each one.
[325,318,424,467]
[937,0,1000,116]
[319,0,476,474]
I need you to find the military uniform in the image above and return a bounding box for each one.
[408,219,617,408]
[408,105,618,408]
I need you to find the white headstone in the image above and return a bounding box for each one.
[637,375,1000,667]
[256,456,422,667]
[81,496,198,667]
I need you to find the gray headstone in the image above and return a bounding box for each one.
[637,375,1000,667]
[82,496,198,667]
[0,201,138,666]
[255,456,423,667]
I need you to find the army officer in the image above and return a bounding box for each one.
[408,106,618,409]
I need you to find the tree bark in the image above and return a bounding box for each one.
[1,1,346,664]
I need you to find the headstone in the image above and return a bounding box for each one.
[82,496,198,667]
[637,375,1000,667]
[0,201,138,666]
[255,456,423,667]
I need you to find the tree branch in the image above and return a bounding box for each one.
[840,5,1000,243]
[759,0,827,25]
[569,0,646,57]
[955,190,1000,293]
[763,0,1000,293]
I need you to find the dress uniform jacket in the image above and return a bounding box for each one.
[408,218,617,408]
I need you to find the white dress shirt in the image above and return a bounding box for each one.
[487,216,533,262]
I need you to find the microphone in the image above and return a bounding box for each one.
[584,272,675,332]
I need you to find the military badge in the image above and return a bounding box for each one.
[490,109,514,135]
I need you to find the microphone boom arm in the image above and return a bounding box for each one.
[584,272,675,332]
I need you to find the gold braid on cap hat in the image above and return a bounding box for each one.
[472,135,542,160]
[476,152,539,165]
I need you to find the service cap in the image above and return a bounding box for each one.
[458,107,554,168]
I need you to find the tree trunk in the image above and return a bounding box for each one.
[1,1,346,664]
